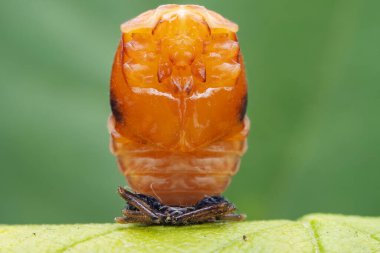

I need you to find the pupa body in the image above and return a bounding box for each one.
[109,5,249,206]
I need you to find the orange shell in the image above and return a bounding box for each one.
[109,5,249,206]
[120,5,238,34]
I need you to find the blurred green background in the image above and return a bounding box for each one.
[0,0,379,224]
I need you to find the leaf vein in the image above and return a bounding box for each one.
[302,221,322,253]
[57,227,125,253]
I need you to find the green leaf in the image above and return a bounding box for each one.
[0,214,379,252]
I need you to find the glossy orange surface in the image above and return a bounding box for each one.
[109,5,249,206]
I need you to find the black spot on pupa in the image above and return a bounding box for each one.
[239,93,248,122]
[110,92,124,123]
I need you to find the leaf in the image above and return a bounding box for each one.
[0,214,379,253]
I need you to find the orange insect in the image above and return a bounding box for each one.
[109,5,249,225]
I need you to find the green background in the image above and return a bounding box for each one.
[0,0,379,224]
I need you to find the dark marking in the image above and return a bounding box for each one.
[239,93,248,122]
[195,196,227,209]
[152,20,163,35]
[110,92,124,123]
[116,187,245,225]
[243,235,247,241]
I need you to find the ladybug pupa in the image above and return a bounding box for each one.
[109,4,249,225]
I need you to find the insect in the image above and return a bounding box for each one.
[109,4,249,225]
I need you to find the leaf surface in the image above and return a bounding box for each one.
[0,214,379,253]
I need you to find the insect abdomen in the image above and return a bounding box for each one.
[110,118,248,205]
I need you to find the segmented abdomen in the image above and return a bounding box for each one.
[110,117,248,206]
